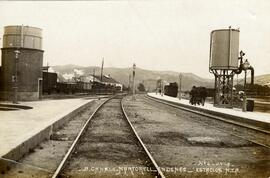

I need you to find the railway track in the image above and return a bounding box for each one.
[145,95,270,149]
[52,94,165,178]
[121,94,270,177]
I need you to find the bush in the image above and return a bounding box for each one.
[138,83,146,92]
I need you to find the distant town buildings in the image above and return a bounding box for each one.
[90,74,123,91]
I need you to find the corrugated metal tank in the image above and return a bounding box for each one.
[3,26,42,50]
[0,25,44,101]
[210,29,239,70]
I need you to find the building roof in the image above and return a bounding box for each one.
[92,75,120,84]
[42,66,50,71]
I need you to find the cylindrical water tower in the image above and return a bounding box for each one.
[0,25,44,101]
[210,29,239,70]
[209,28,240,108]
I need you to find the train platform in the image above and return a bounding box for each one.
[147,93,270,130]
[0,98,95,167]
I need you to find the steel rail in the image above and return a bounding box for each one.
[51,95,116,178]
[190,117,270,149]
[121,97,166,178]
[146,95,270,149]
[146,95,270,134]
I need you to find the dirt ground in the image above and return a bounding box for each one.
[2,94,269,178]
[123,94,270,178]
[1,99,105,178]
[62,97,156,178]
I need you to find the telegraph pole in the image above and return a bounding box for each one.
[132,63,136,100]
[100,57,104,83]
[99,58,104,95]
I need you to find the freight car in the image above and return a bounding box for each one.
[75,81,92,93]
[43,71,121,95]
[164,82,178,97]
[42,72,57,94]
[56,82,76,94]
[92,81,121,93]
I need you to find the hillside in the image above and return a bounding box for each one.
[51,65,214,91]
[235,74,270,87]
[253,74,270,86]
[51,65,270,91]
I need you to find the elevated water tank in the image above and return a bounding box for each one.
[210,28,239,70]
[3,25,42,50]
[0,25,44,101]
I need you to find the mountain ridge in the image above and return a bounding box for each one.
[50,64,270,91]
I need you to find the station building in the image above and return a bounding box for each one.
[0,25,44,101]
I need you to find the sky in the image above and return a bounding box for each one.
[0,0,270,78]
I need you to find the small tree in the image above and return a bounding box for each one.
[122,85,129,91]
[138,83,146,92]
